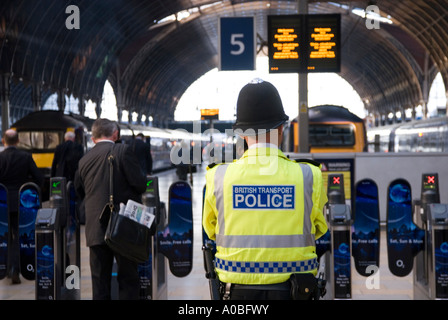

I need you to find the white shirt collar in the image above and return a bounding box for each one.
[95,139,115,144]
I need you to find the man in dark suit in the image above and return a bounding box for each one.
[0,129,43,284]
[74,118,146,300]
[51,131,84,182]
[131,133,152,176]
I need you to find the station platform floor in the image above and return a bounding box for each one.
[0,165,414,300]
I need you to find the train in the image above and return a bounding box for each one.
[10,110,207,180]
[282,105,367,153]
[366,116,448,153]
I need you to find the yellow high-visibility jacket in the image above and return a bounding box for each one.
[203,146,328,285]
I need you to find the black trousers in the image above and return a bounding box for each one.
[89,244,139,300]
[230,288,292,300]
[7,211,20,277]
[228,282,292,300]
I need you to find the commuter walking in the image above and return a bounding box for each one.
[0,129,43,284]
[74,118,146,299]
[51,131,84,182]
[131,133,153,176]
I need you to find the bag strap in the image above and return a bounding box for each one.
[107,146,115,211]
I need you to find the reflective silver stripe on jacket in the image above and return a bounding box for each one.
[298,163,314,236]
[214,164,229,234]
[215,234,315,248]
[213,162,315,249]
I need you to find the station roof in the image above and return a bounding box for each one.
[1,0,447,124]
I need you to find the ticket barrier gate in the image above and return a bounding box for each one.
[320,174,352,300]
[35,177,80,300]
[138,176,167,300]
[414,173,448,299]
[112,177,193,300]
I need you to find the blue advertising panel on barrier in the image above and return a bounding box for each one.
[19,182,41,280]
[387,179,424,277]
[158,181,193,278]
[333,230,351,299]
[353,179,380,276]
[35,231,55,299]
[434,230,448,298]
[0,184,7,279]
[138,239,153,300]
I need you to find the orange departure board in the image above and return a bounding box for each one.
[268,15,302,73]
[268,14,340,73]
[201,108,219,120]
[306,14,340,73]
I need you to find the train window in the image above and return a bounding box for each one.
[312,126,329,136]
[17,131,61,151]
[309,124,355,147]
[45,132,60,149]
[18,132,32,149]
[331,126,352,136]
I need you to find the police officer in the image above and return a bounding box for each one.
[202,79,328,300]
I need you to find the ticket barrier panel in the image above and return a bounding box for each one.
[414,174,448,300]
[158,180,193,278]
[35,177,67,300]
[35,208,61,300]
[139,176,168,300]
[138,176,166,299]
[64,181,81,300]
[111,176,166,300]
[35,178,81,300]
[325,174,352,299]
[35,178,77,300]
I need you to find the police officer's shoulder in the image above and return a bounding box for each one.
[207,161,226,170]
[294,158,321,167]
[207,162,218,169]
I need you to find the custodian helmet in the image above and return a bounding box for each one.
[233,79,289,134]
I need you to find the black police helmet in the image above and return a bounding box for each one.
[233,79,288,135]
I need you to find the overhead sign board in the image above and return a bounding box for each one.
[306,14,340,73]
[201,109,219,120]
[268,15,302,73]
[219,17,256,71]
[268,14,340,73]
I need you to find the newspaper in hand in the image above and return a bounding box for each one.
[141,206,156,229]
[120,199,155,229]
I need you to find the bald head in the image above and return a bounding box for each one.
[2,129,19,146]
[64,131,76,141]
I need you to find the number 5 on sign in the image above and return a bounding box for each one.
[230,34,245,55]
[219,17,256,71]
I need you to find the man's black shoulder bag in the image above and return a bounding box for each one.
[100,149,152,264]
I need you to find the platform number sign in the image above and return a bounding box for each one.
[219,17,256,71]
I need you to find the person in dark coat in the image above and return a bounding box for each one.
[51,131,84,182]
[131,133,152,176]
[74,118,146,300]
[0,129,43,284]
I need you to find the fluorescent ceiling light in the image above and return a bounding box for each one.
[352,8,393,25]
